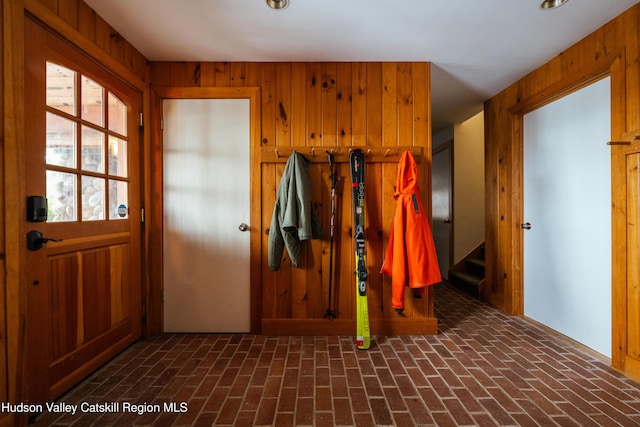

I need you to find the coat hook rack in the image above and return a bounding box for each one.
[260,146,423,164]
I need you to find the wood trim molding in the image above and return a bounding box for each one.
[508,50,623,115]
[150,86,263,334]
[260,145,423,164]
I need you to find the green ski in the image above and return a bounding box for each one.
[349,148,370,350]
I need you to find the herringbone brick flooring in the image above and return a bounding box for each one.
[34,283,640,426]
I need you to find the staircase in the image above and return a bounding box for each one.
[448,243,485,297]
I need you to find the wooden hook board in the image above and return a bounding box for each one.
[260,146,423,164]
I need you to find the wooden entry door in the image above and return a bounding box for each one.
[24,18,142,403]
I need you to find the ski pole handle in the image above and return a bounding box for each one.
[326,150,334,167]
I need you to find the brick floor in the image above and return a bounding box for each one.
[33,283,640,426]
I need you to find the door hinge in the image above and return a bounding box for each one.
[139,112,144,128]
[141,208,145,223]
[160,118,164,131]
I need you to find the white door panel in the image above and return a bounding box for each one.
[432,146,452,280]
[163,99,251,332]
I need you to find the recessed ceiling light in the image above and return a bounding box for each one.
[266,0,289,10]
[540,0,568,10]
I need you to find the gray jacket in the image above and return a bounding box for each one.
[268,152,323,270]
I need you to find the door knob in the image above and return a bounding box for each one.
[520,222,532,230]
[443,219,451,224]
[27,230,62,251]
[238,223,249,232]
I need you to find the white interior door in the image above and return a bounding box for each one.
[432,144,452,280]
[163,98,251,332]
[523,77,611,357]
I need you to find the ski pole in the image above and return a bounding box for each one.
[324,150,337,319]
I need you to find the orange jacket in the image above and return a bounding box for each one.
[380,151,442,312]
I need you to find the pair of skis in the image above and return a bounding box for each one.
[323,148,370,350]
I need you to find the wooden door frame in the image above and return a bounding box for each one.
[504,52,625,370]
[148,87,262,335]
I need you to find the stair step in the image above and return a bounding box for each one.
[448,272,480,297]
[466,257,485,269]
[449,270,483,287]
[466,258,485,276]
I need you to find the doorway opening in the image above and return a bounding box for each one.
[523,77,611,358]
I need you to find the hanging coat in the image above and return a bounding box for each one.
[268,151,324,271]
[380,150,442,312]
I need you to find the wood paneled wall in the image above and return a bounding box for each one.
[150,62,438,335]
[26,0,147,81]
[484,5,640,378]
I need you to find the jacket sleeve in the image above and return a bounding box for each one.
[268,192,286,271]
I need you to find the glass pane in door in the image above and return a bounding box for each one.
[46,62,76,116]
[46,112,76,168]
[82,176,105,221]
[47,170,77,222]
[81,125,105,173]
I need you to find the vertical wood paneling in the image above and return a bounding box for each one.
[382,63,398,146]
[414,62,435,317]
[199,62,215,87]
[260,63,278,319]
[627,154,640,359]
[381,64,398,318]
[623,11,640,132]
[230,62,246,87]
[290,63,308,318]
[322,63,337,147]
[365,63,384,318]
[110,244,130,324]
[149,61,435,333]
[307,63,322,146]
[397,63,413,146]
[82,249,111,340]
[215,62,231,86]
[57,0,78,30]
[336,63,352,146]
[307,165,323,318]
[337,162,353,319]
[77,0,94,42]
[50,254,79,359]
[185,62,200,87]
[275,63,292,146]
[352,63,367,147]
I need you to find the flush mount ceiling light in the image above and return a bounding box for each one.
[266,0,289,10]
[540,0,568,10]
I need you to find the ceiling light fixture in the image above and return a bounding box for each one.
[540,0,568,10]
[266,0,289,10]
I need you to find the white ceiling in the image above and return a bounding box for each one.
[84,0,639,134]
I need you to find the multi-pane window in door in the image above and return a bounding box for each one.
[46,62,129,222]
